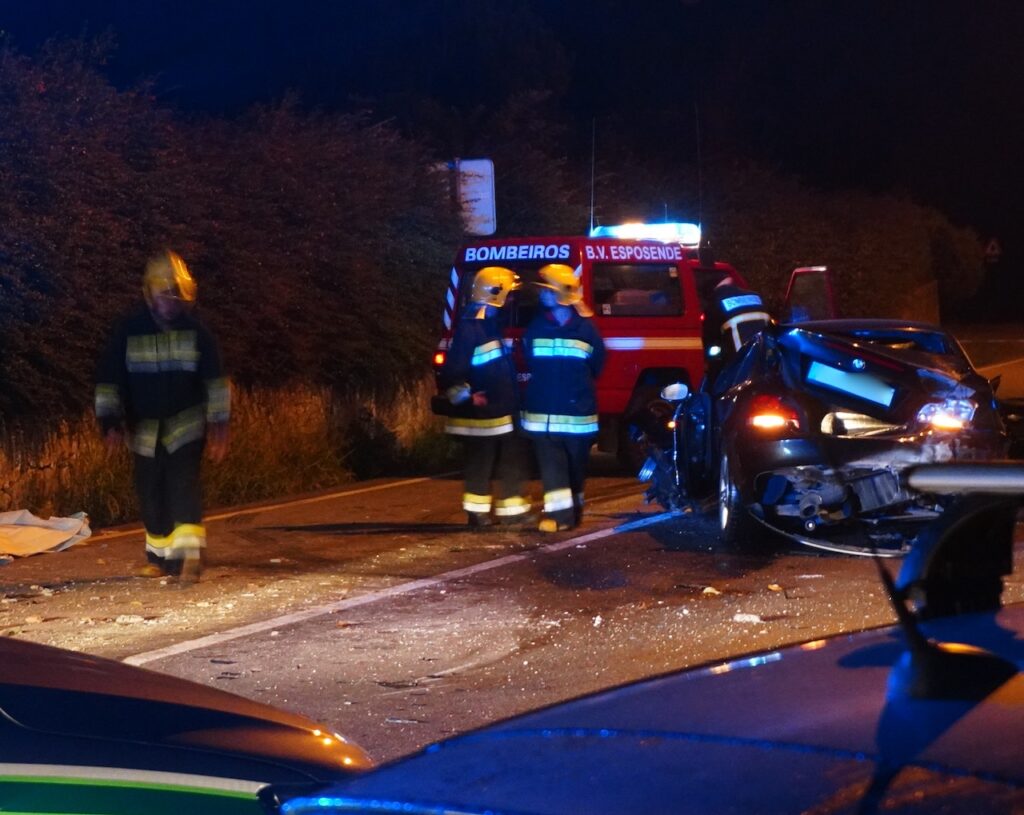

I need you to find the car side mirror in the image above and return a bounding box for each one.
[660,382,689,402]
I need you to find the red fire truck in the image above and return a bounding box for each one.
[434,222,748,463]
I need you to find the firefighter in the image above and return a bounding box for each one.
[95,250,230,582]
[440,266,532,529]
[702,275,771,387]
[522,264,605,532]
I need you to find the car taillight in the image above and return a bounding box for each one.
[916,398,976,431]
[433,351,446,367]
[747,394,801,431]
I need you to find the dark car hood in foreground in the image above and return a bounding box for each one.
[0,637,371,781]
[296,606,1024,814]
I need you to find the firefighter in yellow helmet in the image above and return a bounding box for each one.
[522,264,605,531]
[438,266,533,528]
[95,250,230,582]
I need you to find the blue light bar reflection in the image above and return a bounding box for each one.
[281,795,487,814]
[589,222,701,245]
[806,361,895,407]
[708,652,783,675]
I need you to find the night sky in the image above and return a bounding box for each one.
[3,0,1022,256]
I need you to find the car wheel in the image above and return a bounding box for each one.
[718,450,759,547]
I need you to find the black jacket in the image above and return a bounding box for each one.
[522,309,605,435]
[439,310,520,433]
[95,306,229,455]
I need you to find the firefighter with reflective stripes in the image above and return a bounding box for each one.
[95,250,230,582]
[522,264,605,532]
[440,266,532,529]
[702,275,771,387]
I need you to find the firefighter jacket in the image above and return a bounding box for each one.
[521,309,605,435]
[702,282,771,360]
[439,309,519,437]
[95,306,230,457]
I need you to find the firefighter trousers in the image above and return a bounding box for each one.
[532,433,595,528]
[461,431,531,523]
[133,438,206,572]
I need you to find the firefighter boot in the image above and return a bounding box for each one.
[538,517,571,533]
[467,512,494,530]
[178,551,203,586]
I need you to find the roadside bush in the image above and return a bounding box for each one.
[0,381,449,529]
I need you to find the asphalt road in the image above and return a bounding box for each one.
[4,453,1023,764]
[3,322,1024,763]
[955,324,1024,398]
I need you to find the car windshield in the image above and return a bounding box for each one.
[459,260,687,327]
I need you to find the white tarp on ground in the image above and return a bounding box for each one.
[0,510,92,558]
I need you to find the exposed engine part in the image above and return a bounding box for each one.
[762,464,915,522]
[849,469,910,512]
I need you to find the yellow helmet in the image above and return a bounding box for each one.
[537,264,592,316]
[470,266,521,308]
[143,250,197,306]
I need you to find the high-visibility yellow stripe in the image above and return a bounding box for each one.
[521,412,598,434]
[94,384,122,417]
[206,377,231,422]
[169,523,206,554]
[126,331,200,372]
[530,338,593,359]
[162,406,206,453]
[471,340,505,366]
[446,415,514,436]
[543,488,574,513]
[463,493,492,513]
[145,532,171,551]
[495,496,530,517]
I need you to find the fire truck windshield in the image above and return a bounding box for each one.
[459,260,687,327]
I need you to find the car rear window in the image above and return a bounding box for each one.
[844,330,954,356]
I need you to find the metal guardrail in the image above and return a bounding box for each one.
[907,463,1024,495]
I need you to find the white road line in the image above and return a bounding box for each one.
[122,510,676,666]
[94,474,458,541]
[978,356,1024,373]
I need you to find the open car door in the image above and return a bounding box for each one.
[782,265,837,322]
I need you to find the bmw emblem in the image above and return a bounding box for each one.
[852,358,866,370]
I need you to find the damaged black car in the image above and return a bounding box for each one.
[639,319,1009,555]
